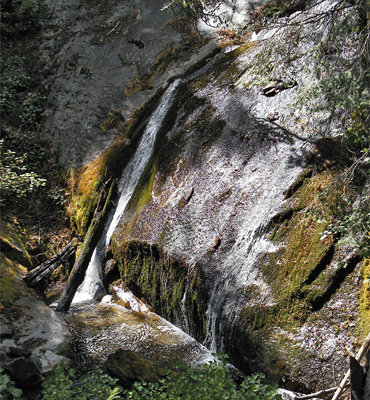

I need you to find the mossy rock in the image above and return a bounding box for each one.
[112,240,208,342]
[0,252,29,304]
[359,257,370,340]
[258,169,345,326]
[66,89,169,237]
[0,220,35,268]
[105,349,164,387]
[0,220,35,304]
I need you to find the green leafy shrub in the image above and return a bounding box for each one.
[0,368,22,399]
[42,361,281,400]
[20,91,46,125]
[124,360,281,400]
[0,138,46,204]
[42,364,121,400]
[0,51,45,126]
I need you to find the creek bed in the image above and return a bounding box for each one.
[62,285,214,372]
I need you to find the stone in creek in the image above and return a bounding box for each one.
[105,349,164,388]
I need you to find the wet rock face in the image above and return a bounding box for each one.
[109,0,363,391]
[42,0,206,167]
[0,229,71,388]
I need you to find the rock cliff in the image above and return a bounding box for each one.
[42,0,214,167]
[2,0,368,395]
[97,0,367,391]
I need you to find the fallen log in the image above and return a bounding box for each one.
[331,331,370,400]
[55,179,116,312]
[22,241,76,287]
[295,331,370,400]
[295,386,345,399]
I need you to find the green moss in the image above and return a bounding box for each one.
[114,241,183,319]
[359,258,370,340]
[67,89,169,238]
[0,253,28,304]
[171,279,185,309]
[240,170,345,336]
[185,270,209,339]
[67,113,147,237]
[0,219,35,268]
[113,240,208,342]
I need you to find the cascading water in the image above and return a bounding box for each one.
[203,143,304,352]
[66,77,215,368]
[72,52,223,304]
[73,79,182,304]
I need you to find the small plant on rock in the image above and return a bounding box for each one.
[0,368,22,399]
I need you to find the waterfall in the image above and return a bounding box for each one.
[202,140,306,353]
[73,79,182,304]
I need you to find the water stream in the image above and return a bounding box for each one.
[73,79,182,304]
[65,76,216,369]
[72,51,224,305]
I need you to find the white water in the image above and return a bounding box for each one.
[73,79,182,304]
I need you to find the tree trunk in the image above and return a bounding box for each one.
[23,241,76,287]
[55,179,116,312]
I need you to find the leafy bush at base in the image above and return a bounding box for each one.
[0,368,22,399]
[124,361,281,400]
[42,364,120,400]
[43,361,281,400]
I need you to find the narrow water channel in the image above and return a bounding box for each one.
[73,79,183,305]
[55,74,215,371]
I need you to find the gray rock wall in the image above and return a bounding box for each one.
[42,0,209,167]
[109,0,364,391]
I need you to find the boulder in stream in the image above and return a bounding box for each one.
[105,349,164,388]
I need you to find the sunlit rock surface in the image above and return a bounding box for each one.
[66,285,214,367]
[107,0,362,391]
[25,0,365,393]
[42,0,215,167]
